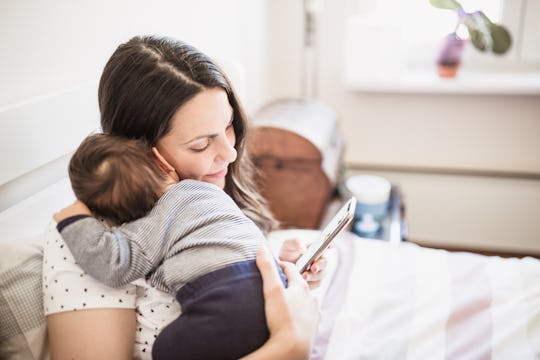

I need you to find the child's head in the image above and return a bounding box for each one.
[69,133,170,224]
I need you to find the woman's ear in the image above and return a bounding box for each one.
[152,147,180,183]
[152,147,175,173]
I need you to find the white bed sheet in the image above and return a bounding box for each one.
[302,231,540,360]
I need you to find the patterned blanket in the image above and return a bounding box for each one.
[0,236,48,360]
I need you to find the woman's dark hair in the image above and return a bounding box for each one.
[98,35,277,232]
[69,134,167,225]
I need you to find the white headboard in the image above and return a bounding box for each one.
[0,82,99,242]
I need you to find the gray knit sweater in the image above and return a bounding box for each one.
[60,180,266,295]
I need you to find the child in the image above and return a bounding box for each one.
[54,133,286,360]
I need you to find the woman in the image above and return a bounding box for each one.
[45,35,325,359]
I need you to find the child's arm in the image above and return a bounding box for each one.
[55,200,172,289]
[57,180,239,289]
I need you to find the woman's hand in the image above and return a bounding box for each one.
[53,199,92,223]
[278,238,329,289]
[243,247,320,359]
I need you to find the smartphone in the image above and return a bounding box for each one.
[295,197,357,273]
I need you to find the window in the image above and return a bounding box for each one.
[348,0,539,73]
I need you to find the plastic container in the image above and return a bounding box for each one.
[345,175,391,220]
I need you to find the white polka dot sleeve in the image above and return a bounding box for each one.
[42,219,137,314]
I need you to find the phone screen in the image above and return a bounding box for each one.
[295,197,356,273]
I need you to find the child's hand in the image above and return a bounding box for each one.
[53,200,92,223]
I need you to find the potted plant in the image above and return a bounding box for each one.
[430,0,512,77]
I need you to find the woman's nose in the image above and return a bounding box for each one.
[217,135,237,163]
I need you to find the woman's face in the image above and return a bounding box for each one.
[155,87,237,190]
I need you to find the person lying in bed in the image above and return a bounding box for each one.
[44,35,325,360]
[54,132,287,360]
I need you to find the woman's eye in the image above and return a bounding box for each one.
[190,141,210,152]
[191,147,207,153]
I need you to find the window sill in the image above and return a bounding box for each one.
[344,70,540,95]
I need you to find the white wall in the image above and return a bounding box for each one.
[0,0,269,210]
[0,0,269,114]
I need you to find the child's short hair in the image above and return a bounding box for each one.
[69,133,167,224]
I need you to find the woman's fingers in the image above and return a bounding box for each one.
[308,256,327,274]
[255,246,320,359]
[278,238,305,263]
[278,260,308,290]
[256,246,291,343]
[257,246,286,296]
[302,251,329,289]
[278,237,330,290]
[302,271,324,289]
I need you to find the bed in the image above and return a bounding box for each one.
[1,86,540,359]
[270,230,540,359]
[2,182,539,359]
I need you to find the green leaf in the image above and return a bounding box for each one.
[473,10,492,25]
[490,24,512,54]
[463,12,493,52]
[429,0,462,10]
[469,29,488,52]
